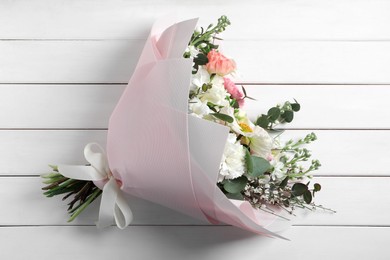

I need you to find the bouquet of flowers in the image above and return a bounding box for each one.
[42,16,332,238]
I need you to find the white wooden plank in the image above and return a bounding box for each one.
[0,85,123,129]
[0,0,389,40]
[0,40,142,84]
[1,41,389,83]
[245,85,390,129]
[0,130,107,174]
[2,84,390,129]
[0,226,388,260]
[0,177,207,226]
[1,130,389,175]
[229,41,390,84]
[0,177,387,226]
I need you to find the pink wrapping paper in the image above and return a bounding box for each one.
[106,17,287,238]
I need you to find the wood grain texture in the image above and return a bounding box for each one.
[1,84,390,129]
[0,0,389,40]
[1,130,388,176]
[1,41,390,83]
[0,176,388,226]
[0,226,389,260]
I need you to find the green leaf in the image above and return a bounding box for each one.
[247,156,271,177]
[256,115,269,129]
[193,53,208,65]
[291,183,308,196]
[245,149,253,174]
[211,113,234,123]
[314,183,322,192]
[226,192,244,200]
[202,83,211,92]
[283,110,294,123]
[223,176,248,194]
[303,190,313,204]
[206,102,218,112]
[267,107,281,121]
[232,99,239,109]
[291,103,301,112]
[279,176,289,188]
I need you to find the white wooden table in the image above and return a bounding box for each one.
[1,1,389,259]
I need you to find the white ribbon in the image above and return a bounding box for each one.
[58,143,133,229]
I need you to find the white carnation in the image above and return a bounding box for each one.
[218,133,246,182]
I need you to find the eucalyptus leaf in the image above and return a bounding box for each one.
[223,176,248,194]
[256,115,269,129]
[226,192,244,200]
[247,156,271,177]
[303,190,313,204]
[291,183,308,196]
[267,107,281,121]
[283,110,294,123]
[291,103,301,112]
[314,183,322,192]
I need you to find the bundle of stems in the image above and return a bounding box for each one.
[41,165,102,222]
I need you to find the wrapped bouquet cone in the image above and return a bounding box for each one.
[107,17,283,238]
[42,16,329,239]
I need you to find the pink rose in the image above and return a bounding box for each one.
[223,77,245,107]
[206,50,236,76]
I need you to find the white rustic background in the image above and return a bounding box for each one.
[1,0,389,259]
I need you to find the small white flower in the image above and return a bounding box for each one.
[185,45,199,59]
[199,82,229,107]
[188,97,210,118]
[194,26,201,34]
[218,133,246,182]
[190,66,210,92]
[271,160,285,180]
[260,175,270,184]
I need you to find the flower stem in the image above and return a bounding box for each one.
[68,188,102,222]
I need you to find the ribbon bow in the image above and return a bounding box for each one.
[58,143,133,229]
